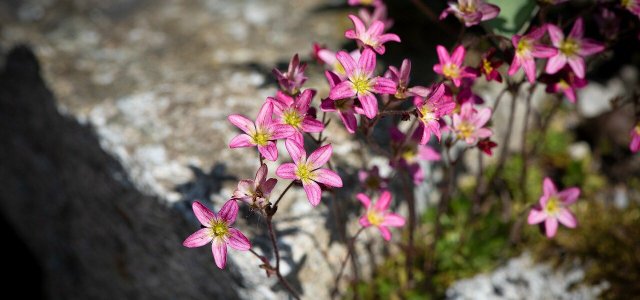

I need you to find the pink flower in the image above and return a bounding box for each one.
[456,78,484,105]
[508,26,558,83]
[386,59,430,99]
[344,14,401,55]
[545,18,605,78]
[316,48,361,80]
[631,122,640,153]
[329,48,397,119]
[415,83,456,143]
[276,140,343,206]
[233,164,277,209]
[358,3,393,30]
[433,45,478,87]
[321,71,364,134]
[390,126,440,184]
[527,177,580,238]
[439,0,500,27]
[478,48,503,83]
[348,0,382,6]
[621,0,640,18]
[272,54,307,95]
[357,191,406,241]
[358,165,389,191]
[268,89,324,144]
[452,102,492,144]
[183,200,251,269]
[541,67,588,103]
[228,102,296,161]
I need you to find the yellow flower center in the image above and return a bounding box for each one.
[352,75,372,95]
[251,130,271,146]
[402,146,416,162]
[209,220,230,238]
[482,59,493,74]
[361,0,374,5]
[560,38,579,57]
[295,163,315,183]
[442,63,460,79]
[516,38,532,56]
[283,109,303,128]
[459,3,476,13]
[420,105,436,122]
[557,79,570,90]
[635,124,640,135]
[457,122,475,139]
[544,196,562,215]
[367,209,385,226]
[622,0,631,8]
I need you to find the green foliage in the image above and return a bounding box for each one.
[485,0,537,37]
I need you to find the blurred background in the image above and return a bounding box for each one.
[1,0,639,299]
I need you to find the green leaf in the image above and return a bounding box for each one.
[485,0,538,37]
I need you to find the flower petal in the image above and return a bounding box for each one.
[546,24,564,46]
[358,93,379,119]
[359,48,377,76]
[348,14,366,36]
[527,207,546,224]
[219,199,239,225]
[558,187,580,205]
[192,201,215,226]
[212,241,228,269]
[378,226,392,241]
[569,17,584,39]
[545,217,558,238]
[557,209,577,228]
[228,114,254,134]
[284,138,306,163]
[271,124,296,140]
[256,102,274,128]
[532,44,557,58]
[330,81,357,100]
[301,117,324,133]
[543,177,557,198]
[374,190,392,211]
[436,45,450,65]
[276,163,298,179]
[263,178,277,194]
[183,228,213,248]
[567,56,585,78]
[336,50,358,77]
[308,144,332,168]
[546,55,567,75]
[229,134,254,148]
[479,3,500,21]
[522,57,538,83]
[313,168,343,188]
[578,40,605,56]
[371,77,397,94]
[359,215,371,227]
[255,164,268,184]
[340,111,358,133]
[356,193,371,208]
[303,180,323,206]
[258,142,278,161]
[381,213,405,227]
[450,45,465,66]
[227,228,251,250]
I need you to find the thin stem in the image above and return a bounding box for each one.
[331,227,365,298]
[318,111,327,143]
[379,109,416,116]
[401,169,417,287]
[266,216,301,299]
[519,86,534,202]
[273,181,295,209]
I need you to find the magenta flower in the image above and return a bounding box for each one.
[272,54,307,95]
[433,45,478,87]
[631,122,640,153]
[183,200,251,269]
[546,18,605,79]
[357,191,406,241]
[415,83,456,143]
[456,78,484,105]
[439,0,500,27]
[527,177,580,238]
[344,14,401,55]
[233,164,277,209]
[478,48,503,83]
[329,48,397,119]
[228,102,296,161]
[316,48,361,80]
[452,102,492,144]
[358,165,389,191]
[477,138,497,156]
[508,26,558,83]
[386,59,430,99]
[276,140,343,206]
[542,67,588,103]
[358,3,393,30]
[321,71,364,134]
[621,0,640,18]
[268,89,324,144]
